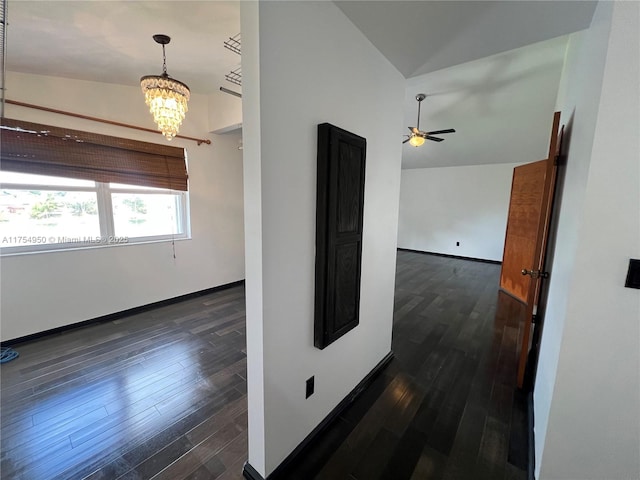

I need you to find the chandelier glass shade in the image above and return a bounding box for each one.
[140,35,190,141]
[141,73,190,141]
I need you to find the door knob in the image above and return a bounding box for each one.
[521,269,549,279]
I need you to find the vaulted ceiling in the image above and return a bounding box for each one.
[336,1,596,78]
[5,1,597,169]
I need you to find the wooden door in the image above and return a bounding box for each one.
[500,112,561,388]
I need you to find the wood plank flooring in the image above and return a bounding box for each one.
[1,251,528,479]
[1,287,248,480]
[284,251,529,479]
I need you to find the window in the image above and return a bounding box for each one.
[110,184,186,239]
[0,118,190,254]
[0,172,188,254]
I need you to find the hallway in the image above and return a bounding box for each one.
[288,250,528,479]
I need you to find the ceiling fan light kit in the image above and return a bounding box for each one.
[403,93,455,147]
[140,34,191,141]
[408,135,425,147]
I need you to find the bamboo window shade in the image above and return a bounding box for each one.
[0,118,188,191]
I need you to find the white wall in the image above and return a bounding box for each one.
[397,162,521,261]
[240,1,266,474]
[241,1,405,476]
[0,72,245,341]
[535,2,640,479]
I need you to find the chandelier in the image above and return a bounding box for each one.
[140,34,190,141]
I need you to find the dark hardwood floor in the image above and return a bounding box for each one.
[285,251,529,480]
[1,287,248,480]
[1,251,528,479]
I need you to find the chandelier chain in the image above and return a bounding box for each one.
[162,44,167,75]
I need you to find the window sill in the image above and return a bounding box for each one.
[0,235,191,257]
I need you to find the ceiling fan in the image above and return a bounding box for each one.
[403,93,456,147]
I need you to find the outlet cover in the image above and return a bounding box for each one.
[306,376,315,398]
[625,259,640,289]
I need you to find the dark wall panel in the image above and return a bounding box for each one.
[315,123,366,349]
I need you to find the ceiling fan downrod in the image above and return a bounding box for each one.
[415,93,426,131]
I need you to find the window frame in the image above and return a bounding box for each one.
[0,176,190,256]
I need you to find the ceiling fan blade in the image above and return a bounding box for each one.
[402,138,410,144]
[426,128,456,135]
[426,136,445,142]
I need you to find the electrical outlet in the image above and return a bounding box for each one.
[625,259,640,289]
[456,241,460,246]
[306,376,315,398]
